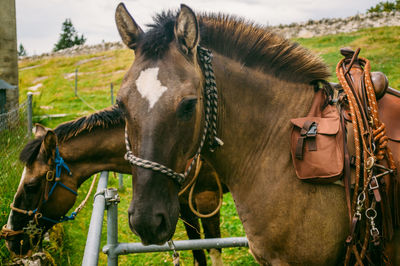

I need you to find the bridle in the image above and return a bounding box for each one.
[124,46,223,185]
[1,147,78,241]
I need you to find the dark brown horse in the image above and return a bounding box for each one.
[115,3,400,265]
[3,106,224,265]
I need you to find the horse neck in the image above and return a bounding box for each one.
[58,125,130,187]
[207,53,316,187]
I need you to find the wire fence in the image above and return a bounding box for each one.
[0,100,29,159]
[0,100,31,261]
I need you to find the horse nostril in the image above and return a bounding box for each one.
[154,213,167,233]
[7,236,31,256]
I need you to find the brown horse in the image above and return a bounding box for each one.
[115,3,400,265]
[3,106,224,265]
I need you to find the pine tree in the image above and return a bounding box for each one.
[18,43,27,56]
[53,19,86,52]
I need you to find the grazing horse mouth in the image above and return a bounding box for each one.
[5,234,36,257]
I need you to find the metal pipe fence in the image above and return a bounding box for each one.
[82,171,249,265]
[82,171,109,266]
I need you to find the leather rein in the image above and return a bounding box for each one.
[124,46,223,186]
[336,48,397,265]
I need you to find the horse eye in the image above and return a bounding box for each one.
[177,96,197,121]
[24,181,40,193]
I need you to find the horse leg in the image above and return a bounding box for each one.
[195,191,223,266]
[180,202,207,266]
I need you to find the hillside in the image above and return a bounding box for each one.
[1,25,399,265]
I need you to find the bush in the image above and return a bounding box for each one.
[367,0,400,13]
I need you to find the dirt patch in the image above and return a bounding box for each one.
[20,64,43,71]
[39,106,53,110]
[33,76,48,83]
[75,55,112,66]
[28,83,43,91]
[63,72,97,80]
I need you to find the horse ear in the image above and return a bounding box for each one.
[174,4,199,55]
[115,2,143,50]
[40,130,57,163]
[34,123,49,137]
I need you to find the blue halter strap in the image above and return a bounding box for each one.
[55,147,72,177]
[40,147,78,224]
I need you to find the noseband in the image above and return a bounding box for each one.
[1,147,77,241]
[124,46,223,185]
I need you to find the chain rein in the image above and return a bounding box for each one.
[124,46,223,185]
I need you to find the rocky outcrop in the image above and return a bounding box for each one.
[273,11,400,39]
[20,42,125,60]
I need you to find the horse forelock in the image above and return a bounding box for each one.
[19,105,124,165]
[19,137,44,166]
[137,11,330,83]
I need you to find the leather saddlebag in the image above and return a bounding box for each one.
[290,90,344,183]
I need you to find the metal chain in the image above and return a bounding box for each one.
[124,46,223,186]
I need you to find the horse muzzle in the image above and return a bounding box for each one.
[128,205,178,245]
[4,233,35,257]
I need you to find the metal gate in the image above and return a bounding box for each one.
[81,171,248,265]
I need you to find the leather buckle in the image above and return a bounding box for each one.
[369,176,382,202]
[369,176,379,190]
[46,171,55,181]
[306,123,317,137]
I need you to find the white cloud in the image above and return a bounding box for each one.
[16,0,381,55]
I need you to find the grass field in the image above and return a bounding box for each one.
[1,25,399,265]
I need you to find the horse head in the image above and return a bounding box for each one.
[4,124,78,256]
[116,3,206,244]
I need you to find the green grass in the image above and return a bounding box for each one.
[296,26,400,86]
[1,25,399,265]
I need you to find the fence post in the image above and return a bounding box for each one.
[110,82,114,105]
[27,92,33,136]
[105,188,120,266]
[75,68,78,96]
[118,173,124,190]
[82,171,109,266]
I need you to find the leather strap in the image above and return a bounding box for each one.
[296,121,318,160]
[340,108,352,225]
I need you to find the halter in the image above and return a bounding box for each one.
[124,46,223,185]
[1,147,78,241]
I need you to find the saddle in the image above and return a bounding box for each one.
[290,47,400,264]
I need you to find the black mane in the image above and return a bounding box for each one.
[19,105,124,165]
[138,11,330,83]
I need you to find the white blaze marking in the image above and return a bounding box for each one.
[136,67,168,110]
[7,167,27,230]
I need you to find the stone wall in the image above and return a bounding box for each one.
[22,11,400,60]
[22,42,125,60]
[273,11,400,39]
[0,0,18,110]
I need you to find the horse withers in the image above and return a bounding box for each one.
[115,3,400,265]
[2,106,224,265]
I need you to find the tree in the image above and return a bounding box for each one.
[53,18,86,52]
[368,0,400,13]
[18,43,27,56]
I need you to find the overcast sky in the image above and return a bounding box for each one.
[16,0,381,55]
